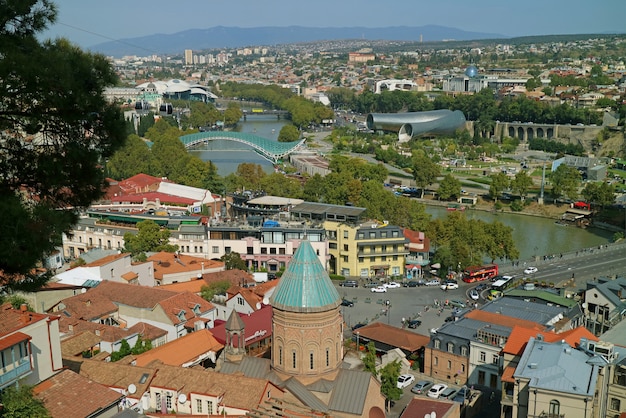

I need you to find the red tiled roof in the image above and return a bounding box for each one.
[465,310,546,331]
[34,369,123,418]
[111,191,196,205]
[0,303,56,336]
[503,325,598,355]
[159,269,254,293]
[400,397,457,418]
[211,306,273,347]
[147,252,224,280]
[0,332,31,351]
[158,291,214,325]
[501,365,516,383]
[353,322,430,352]
[133,329,224,367]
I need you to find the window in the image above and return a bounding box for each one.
[461,364,466,373]
[225,246,231,254]
[447,342,454,353]
[479,351,486,362]
[461,346,468,356]
[237,296,244,306]
[549,400,560,416]
[212,246,219,253]
[369,232,376,238]
[270,248,276,254]
[279,248,285,255]
[358,257,364,263]
[492,354,499,364]
[381,256,387,262]
[343,244,349,251]
[196,399,202,413]
[343,231,348,239]
[261,247,267,254]
[382,245,387,252]
[392,231,399,237]
[166,394,172,410]
[434,357,438,366]
[207,401,213,414]
[434,339,440,349]
[247,247,253,255]
[155,393,161,409]
[447,360,452,369]
[610,397,621,411]
[279,346,283,365]
[326,348,330,367]
[310,352,314,369]
[343,256,348,262]
[329,243,337,249]
[357,232,364,239]
[292,351,297,368]
[381,232,387,238]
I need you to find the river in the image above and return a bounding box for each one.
[425,206,613,262]
[191,118,611,259]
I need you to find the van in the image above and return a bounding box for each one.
[524,283,535,291]
[440,387,457,400]
[339,280,358,288]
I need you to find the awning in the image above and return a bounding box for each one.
[405,264,421,269]
[431,263,441,269]
[370,265,390,270]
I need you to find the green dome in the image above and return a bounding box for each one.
[270,240,340,313]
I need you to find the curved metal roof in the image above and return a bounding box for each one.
[270,240,340,313]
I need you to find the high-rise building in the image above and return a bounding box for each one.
[184,49,193,66]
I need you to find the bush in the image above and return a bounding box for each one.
[510,200,523,212]
[329,274,345,281]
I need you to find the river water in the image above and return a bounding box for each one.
[191,118,611,259]
[426,206,613,262]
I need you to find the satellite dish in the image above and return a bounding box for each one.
[127,384,137,394]
[262,296,269,305]
[256,302,262,310]
[178,393,187,404]
[431,412,437,418]
[582,302,587,309]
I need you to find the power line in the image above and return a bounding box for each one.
[55,21,162,55]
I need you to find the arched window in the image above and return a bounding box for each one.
[549,400,560,416]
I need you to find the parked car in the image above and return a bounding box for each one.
[407,319,422,328]
[351,323,366,331]
[363,282,381,288]
[384,282,401,289]
[440,387,457,400]
[441,282,459,290]
[404,280,424,287]
[425,279,440,286]
[397,374,416,389]
[449,299,466,309]
[371,286,387,293]
[411,380,433,394]
[453,386,471,403]
[341,298,354,307]
[427,383,448,399]
[339,280,358,287]
[524,266,538,274]
[469,289,480,300]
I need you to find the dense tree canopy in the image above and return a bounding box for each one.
[0,0,127,290]
[124,220,178,260]
[0,384,50,418]
[550,164,581,201]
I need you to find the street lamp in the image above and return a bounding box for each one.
[356,331,360,353]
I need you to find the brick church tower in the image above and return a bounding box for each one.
[270,240,343,380]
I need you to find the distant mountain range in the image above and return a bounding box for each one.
[90,25,507,57]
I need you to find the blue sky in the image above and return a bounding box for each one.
[43,0,625,49]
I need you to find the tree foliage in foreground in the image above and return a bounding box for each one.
[0,384,50,418]
[0,0,127,290]
[379,360,403,406]
[123,220,178,260]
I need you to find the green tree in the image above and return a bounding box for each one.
[106,135,154,180]
[510,171,534,201]
[581,181,615,208]
[131,336,152,355]
[0,0,127,290]
[489,172,510,202]
[277,125,300,142]
[362,341,377,376]
[111,339,132,362]
[123,220,178,259]
[550,164,581,202]
[412,154,441,198]
[0,384,50,418]
[437,174,461,201]
[223,102,243,126]
[200,280,232,302]
[379,361,403,409]
[221,252,247,270]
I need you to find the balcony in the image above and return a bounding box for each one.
[0,360,32,389]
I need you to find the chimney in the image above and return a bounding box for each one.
[20,304,29,324]
[20,303,28,312]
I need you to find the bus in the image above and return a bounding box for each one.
[491,275,516,292]
[462,264,499,283]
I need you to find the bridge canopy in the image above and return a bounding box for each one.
[178,131,305,163]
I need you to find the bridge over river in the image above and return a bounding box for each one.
[179,131,305,164]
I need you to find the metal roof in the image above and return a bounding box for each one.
[328,369,372,415]
[514,338,598,396]
[290,202,366,221]
[270,240,340,313]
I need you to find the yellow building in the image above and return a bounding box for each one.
[324,220,408,279]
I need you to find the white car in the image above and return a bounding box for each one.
[384,282,401,289]
[370,286,387,293]
[397,374,416,389]
[524,266,538,274]
[425,279,440,286]
[441,282,459,290]
[469,289,480,300]
[427,383,448,399]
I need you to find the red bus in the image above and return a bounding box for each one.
[462,264,499,283]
